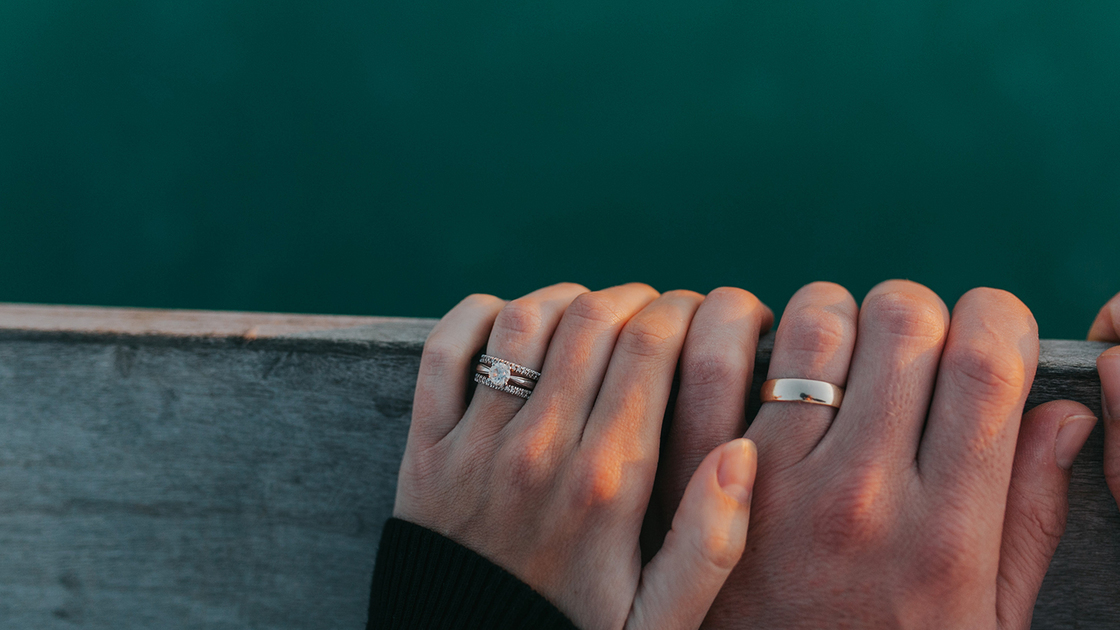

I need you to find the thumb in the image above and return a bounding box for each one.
[626,438,756,630]
[996,400,1097,630]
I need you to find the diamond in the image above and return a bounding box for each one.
[488,362,511,387]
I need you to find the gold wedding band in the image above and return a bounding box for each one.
[760,378,844,408]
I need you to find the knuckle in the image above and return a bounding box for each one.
[863,289,947,343]
[962,286,1018,307]
[781,305,853,356]
[461,293,501,307]
[1006,480,1067,550]
[961,286,1005,302]
[944,344,1026,409]
[682,351,747,389]
[802,280,848,296]
[704,287,769,326]
[619,315,680,358]
[1011,500,1065,554]
[568,292,627,328]
[493,299,545,338]
[812,467,892,551]
[691,524,745,572]
[663,288,705,302]
[552,281,589,293]
[569,450,625,509]
[707,286,762,310]
[960,288,1037,331]
[794,281,854,309]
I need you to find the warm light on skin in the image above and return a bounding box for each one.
[1089,293,1120,342]
[395,282,757,630]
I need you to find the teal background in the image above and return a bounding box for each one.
[0,1,1117,338]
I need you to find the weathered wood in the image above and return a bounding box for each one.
[0,304,1115,629]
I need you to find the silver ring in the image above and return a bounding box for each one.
[475,355,541,399]
[759,378,844,408]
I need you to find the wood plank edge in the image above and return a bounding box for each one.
[0,328,427,358]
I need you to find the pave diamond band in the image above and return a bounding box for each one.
[474,373,534,399]
[475,354,541,399]
[479,355,542,380]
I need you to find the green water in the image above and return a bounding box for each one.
[1,1,1117,338]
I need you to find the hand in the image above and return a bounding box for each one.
[1090,291,1120,508]
[394,283,759,630]
[652,280,1096,628]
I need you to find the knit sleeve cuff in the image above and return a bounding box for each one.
[368,517,579,630]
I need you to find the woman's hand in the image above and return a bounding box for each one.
[1090,292,1120,508]
[394,282,761,630]
[651,280,1096,628]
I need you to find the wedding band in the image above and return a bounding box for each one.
[760,378,844,408]
[474,354,541,399]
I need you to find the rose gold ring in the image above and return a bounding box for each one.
[759,378,844,408]
[473,354,540,399]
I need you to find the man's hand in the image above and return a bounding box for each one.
[651,280,1096,629]
[1090,291,1120,509]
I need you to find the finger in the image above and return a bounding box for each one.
[920,288,1038,524]
[746,282,859,471]
[1098,347,1120,507]
[996,400,1096,630]
[515,283,660,440]
[1088,291,1120,342]
[461,282,588,437]
[581,290,703,463]
[818,280,949,467]
[409,294,506,448]
[659,287,772,522]
[626,439,757,630]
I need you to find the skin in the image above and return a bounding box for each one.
[394,282,764,630]
[1089,292,1120,509]
[393,279,1100,629]
[651,280,1098,629]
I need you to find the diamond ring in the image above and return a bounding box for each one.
[474,354,541,399]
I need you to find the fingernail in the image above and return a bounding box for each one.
[1099,353,1120,424]
[1055,414,1097,470]
[717,438,756,505]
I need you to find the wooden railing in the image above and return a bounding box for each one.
[0,304,1115,629]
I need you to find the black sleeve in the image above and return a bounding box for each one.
[367,518,580,630]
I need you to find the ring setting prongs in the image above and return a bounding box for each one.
[474,355,540,399]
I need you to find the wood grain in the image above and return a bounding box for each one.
[0,304,1116,629]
